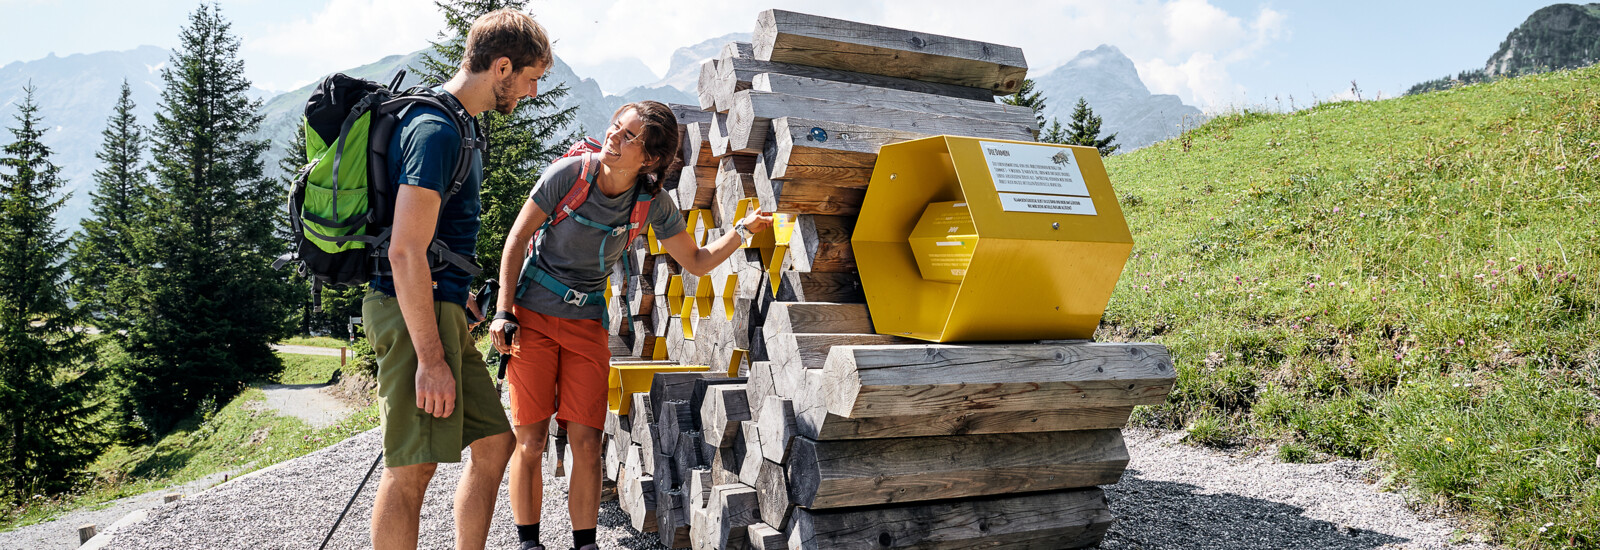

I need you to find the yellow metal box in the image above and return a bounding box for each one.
[854,136,1133,342]
[907,201,979,283]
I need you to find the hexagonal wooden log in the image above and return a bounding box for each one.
[818,342,1176,418]
[753,9,1028,94]
[784,488,1113,550]
[784,429,1128,509]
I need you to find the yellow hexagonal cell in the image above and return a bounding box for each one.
[854,136,1133,342]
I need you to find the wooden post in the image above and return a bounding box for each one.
[78,524,97,544]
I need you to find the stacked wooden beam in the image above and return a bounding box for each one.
[594,9,1176,550]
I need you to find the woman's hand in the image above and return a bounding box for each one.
[490,318,518,355]
[739,209,775,234]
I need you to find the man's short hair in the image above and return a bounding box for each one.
[462,9,553,74]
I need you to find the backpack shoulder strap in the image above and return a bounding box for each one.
[627,191,652,245]
[550,152,599,227]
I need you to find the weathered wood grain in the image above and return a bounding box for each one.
[755,459,794,530]
[725,90,1033,155]
[801,406,1136,441]
[700,384,752,447]
[785,429,1128,509]
[738,421,765,486]
[757,396,798,464]
[709,50,995,112]
[785,488,1113,550]
[753,72,1035,128]
[746,522,786,550]
[819,342,1176,418]
[786,215,854,273]
[753,9,1028,94]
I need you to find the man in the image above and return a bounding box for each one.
[362,9,550,550]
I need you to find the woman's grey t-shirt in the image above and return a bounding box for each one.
[514,155,685,320]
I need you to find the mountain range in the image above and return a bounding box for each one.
[3,33,1190,232]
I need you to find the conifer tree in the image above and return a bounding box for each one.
[1002,78,1048,128]
[414,0,578,283]
[1066,97,1120,157]
[0,86,108,499]
[70,80,148,332]
[123,3,294,433]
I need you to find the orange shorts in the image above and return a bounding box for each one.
[506,305,611,430]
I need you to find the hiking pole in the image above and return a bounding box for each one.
[495,323,516,394]
[318,450,383,550]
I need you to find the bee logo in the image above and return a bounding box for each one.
[1052,150,1073,166]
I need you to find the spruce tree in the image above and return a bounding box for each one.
[415,0,578,284]
[0,86,108,499]
[1002,78,1048,128]
[1066,97,1120,157]
[124,3,294,433]
[70,80,148,332]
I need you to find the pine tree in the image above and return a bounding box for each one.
[0,86,108,499]
[70,80,148,332]
[1066,97,1120,157]
[1039,118,1068,145]
[1001,78,1048,128]
[414,0,578,283]
[123,3,295,433]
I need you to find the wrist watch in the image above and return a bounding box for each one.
[733,222,754,244]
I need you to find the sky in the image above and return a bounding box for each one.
[0,0,1566,111]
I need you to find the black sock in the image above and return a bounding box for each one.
[573,528,596,548]
[516,523,540,545]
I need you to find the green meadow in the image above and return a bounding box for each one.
[1103,66,1600,547]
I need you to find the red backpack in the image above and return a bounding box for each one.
[515,137,653,328]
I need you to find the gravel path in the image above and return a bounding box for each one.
[1102,429,1494,550]
[0,472,234,550]
[28,426,1497,550]
[271,344,345,357]
[258,383,355,429]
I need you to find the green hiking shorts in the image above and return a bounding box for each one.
[363,291,510,468]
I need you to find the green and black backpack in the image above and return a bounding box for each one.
[274,71,486,300]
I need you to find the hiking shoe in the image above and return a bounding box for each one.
[518,542,545,550]
[571,545,598,550]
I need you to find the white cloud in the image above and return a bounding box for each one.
[231,0,1288,108]
[243,0,441,91]
[1137,53,1245,109]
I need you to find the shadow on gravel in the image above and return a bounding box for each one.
[598,499,669,549]
[1102,469,1409,550]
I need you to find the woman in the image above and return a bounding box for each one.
[489,100,773,550]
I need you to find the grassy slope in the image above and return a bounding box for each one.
[0,353,377,531]
[1103,66,1600,547]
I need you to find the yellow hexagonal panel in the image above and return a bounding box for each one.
[854,136,1133,342]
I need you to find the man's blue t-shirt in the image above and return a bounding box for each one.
[369,91,482,307]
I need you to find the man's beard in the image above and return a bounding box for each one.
[493,74,521,115]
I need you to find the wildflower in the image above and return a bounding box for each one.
[1332,207,1341,213]
[1456,339,1464,346]
[1445,437,1455,443]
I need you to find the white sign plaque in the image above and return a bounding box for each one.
[980,141,1091,198]
[997,193,1098,216]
